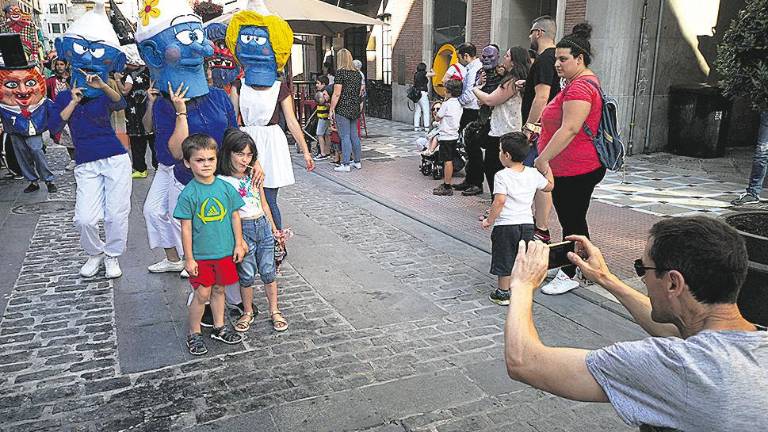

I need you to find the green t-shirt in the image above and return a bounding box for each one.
[173,177,245,260]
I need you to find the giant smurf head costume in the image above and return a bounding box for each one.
[205,22,241,89]
[56,0,126,98]
[135,0,213,98]
[225,0,293,88]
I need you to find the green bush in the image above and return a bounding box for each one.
[716,0,768,111]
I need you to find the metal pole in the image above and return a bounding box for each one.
[643,0,664,154]
[627,0,649,156]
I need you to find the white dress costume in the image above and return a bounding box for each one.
[239,82,294,189]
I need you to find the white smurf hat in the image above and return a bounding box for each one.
[64,0,121,49]
[135,0,202,43]
[246,0,272,15]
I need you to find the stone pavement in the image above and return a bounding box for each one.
[0,142,648,431]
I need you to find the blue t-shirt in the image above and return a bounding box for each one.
[152,88,237,183]
[0,99,52,137]
[172,177,245,260]
[49,91,128,165]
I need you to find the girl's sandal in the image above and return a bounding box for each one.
[234,312,255,332]
[270,310,288,332]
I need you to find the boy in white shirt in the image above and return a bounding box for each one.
[482,132,554,305]
[433,79,465,196]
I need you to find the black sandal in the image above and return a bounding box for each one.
[186,332,208,355]
[211,325,243,345]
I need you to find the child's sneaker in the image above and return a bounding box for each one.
[186,332,208,355]
[433,183,453,196]
[489,288,510,305]
[211,325,243,345]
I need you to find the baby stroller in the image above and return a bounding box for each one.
[417,127,466,180]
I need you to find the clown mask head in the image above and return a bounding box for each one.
[4,4,24,22]
[57,1,126,98]
[205,23,240,89]
[136,0,213,98]
[0,69,45,108]
[226,1,293,88]
[481,45,500,70]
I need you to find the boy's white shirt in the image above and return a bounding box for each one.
[493,166,548,226]
[436,97,462,141]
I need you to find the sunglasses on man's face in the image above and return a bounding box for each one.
[529,28,545,35]
[634,258,666,277]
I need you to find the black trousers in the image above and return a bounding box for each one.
[459,109,483,187]
[130,134,158,172]
[552,167,606,276]
[483,135,504,195]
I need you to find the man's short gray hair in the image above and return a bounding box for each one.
[352,59,362,70]
[532,15,557,38]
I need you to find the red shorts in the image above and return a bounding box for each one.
[189,257,238,289]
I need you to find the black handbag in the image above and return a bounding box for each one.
[407,85,421,103]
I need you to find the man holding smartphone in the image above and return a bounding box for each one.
[503,216,767,430]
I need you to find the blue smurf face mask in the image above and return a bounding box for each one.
[138,21,213,98]
[236,26,278,87]
[56,37,126,98]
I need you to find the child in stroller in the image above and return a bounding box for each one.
[417,102,466,179]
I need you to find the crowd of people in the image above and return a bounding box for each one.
[415,17,604,300]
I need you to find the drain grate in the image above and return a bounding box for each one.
[12,200,74,215]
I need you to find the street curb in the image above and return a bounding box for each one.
[295,157,636,324]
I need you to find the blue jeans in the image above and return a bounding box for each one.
[237,216,276,287]
[10,134,54,183]
[336,114,361,165]
[263,187,281,230]
[747,111,768,197]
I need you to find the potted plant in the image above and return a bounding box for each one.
[194,1,223,23]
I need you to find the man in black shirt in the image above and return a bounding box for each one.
[521,15,561,243]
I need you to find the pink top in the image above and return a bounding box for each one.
[537,76,602,177]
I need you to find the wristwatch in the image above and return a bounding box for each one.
[524,122,541,134]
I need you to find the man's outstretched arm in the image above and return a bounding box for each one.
[504,240,609,402]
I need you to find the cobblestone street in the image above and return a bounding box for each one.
[0,117,761,431]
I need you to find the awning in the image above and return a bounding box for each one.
[210,0,387,36]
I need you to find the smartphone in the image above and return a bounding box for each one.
[548,241,575,269]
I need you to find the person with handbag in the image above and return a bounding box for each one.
[412,62,430,131]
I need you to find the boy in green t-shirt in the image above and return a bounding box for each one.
[173,134,248,355]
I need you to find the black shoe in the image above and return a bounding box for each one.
[211,325,243,345]
[186,332,208,356]
[46,182,57,193]
[229,302,258,319]
[200,305,214,328]
[433,183,454,196]
[462,185,483,196]
[23,182,40,193]
[489,289,510,306]
[452,182,471,191]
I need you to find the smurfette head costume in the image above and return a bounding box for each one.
[135,0,213,98]
[225,0,293,87]
[56,0,126,99]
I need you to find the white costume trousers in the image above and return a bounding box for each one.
[73,153,132,257]
[143,163,183,256]
[166,174,184,254]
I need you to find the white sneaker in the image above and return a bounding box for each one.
[104,256,122,279]
[148,258,185,273]
[540,269,579,295]
[334,164,350,172]
[80,254,103,277]
[180,269,190,278]
[352,162,362,169]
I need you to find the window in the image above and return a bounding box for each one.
[381,14,392,84]
[433,0,467,55]
[49,4,57,13]
[51,23,62,34]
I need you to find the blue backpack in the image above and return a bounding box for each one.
[580,79,625,171]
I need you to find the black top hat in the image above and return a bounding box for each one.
[0,33,36,70]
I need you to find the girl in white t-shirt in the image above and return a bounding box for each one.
[218,129,287,332]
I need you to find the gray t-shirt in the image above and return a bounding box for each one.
[586,330,768,431]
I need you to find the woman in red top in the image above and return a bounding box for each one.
[534,23,606,295]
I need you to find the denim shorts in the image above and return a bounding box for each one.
[317,118,330,136]
[237,216,276,286]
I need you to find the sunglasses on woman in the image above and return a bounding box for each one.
[633,258,667,277]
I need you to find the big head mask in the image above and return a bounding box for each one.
[56,0,126,98]
[205,22,241,89]
[225,0,293,88]
[135,0,213,98]
[481,45,500,70]
[0,33,45,109]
